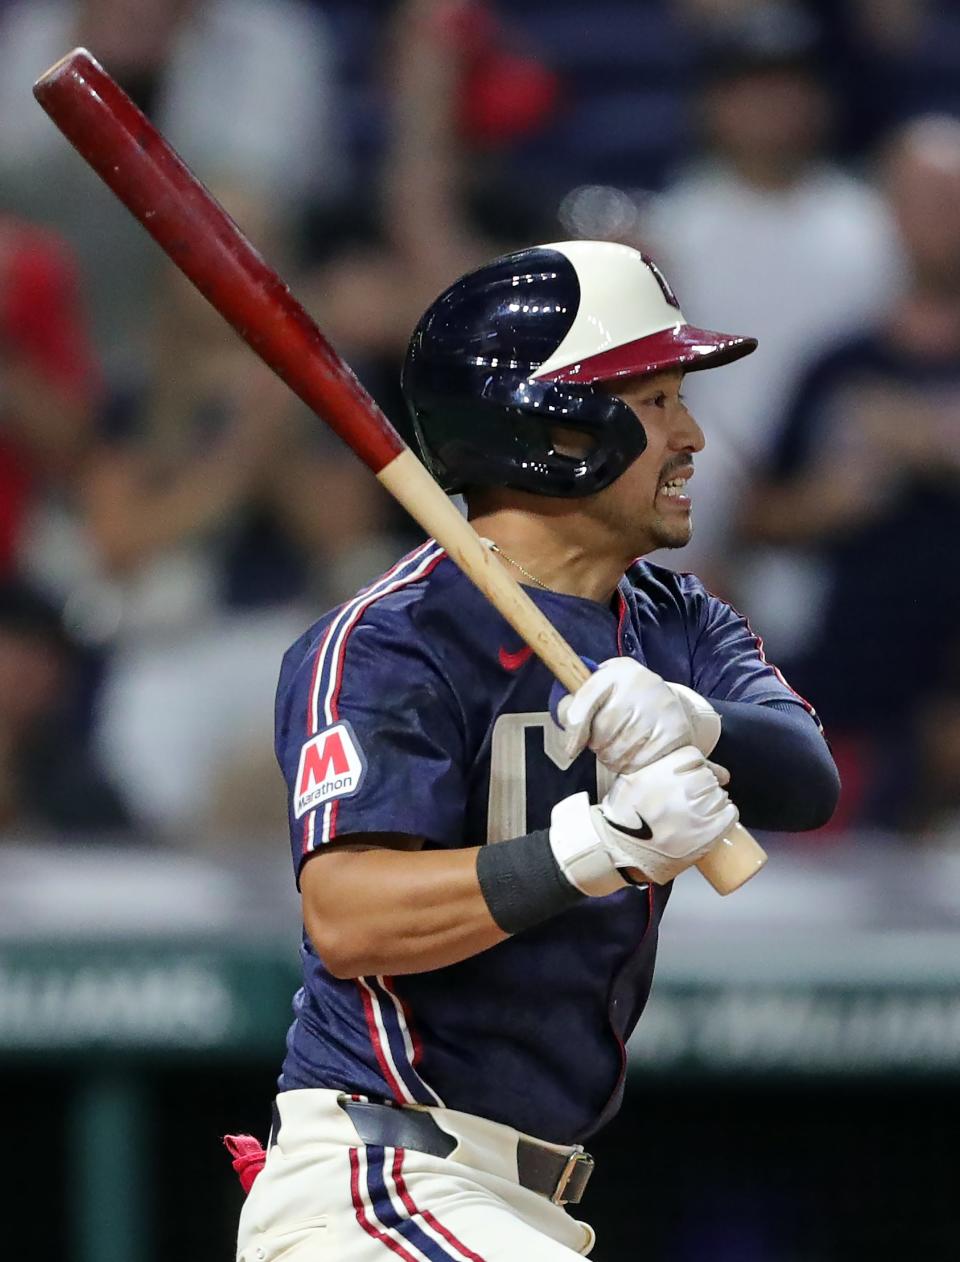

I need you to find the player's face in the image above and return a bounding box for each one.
[597,369,705,553]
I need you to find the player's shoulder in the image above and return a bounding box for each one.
[277,540,485,692]
[625,559,745,641]
[275,543,474,760]
[625,558,710,612]
[282,539,445,653]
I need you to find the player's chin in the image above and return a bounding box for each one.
[651,513,693,550]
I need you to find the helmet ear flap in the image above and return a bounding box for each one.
[409,369,647,497]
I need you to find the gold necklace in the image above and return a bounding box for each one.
[485,539,550,591]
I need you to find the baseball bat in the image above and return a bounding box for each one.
[33,48,765,894]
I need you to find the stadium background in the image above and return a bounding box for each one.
[0,1,958,1259]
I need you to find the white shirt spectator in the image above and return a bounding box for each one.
[645,159,905,583]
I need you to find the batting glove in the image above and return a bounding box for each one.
[549,745,739,892]
[663,680,722,758]
[552,657,721,773]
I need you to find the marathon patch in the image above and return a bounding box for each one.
[294,722,367,819]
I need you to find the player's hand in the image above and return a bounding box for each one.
[548,746,739,893]
[664,680,723,758]
[552,657,721,773]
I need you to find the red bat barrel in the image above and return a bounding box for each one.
[33,47,405,475]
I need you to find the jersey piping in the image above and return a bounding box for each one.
[303,540,446,852]
[357,976,444,1107]
[300,540,448,1109]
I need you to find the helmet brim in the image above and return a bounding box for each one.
[534,323,757,385]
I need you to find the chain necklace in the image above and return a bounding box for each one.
[484,539,550,591]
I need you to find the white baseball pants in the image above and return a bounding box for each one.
[236,1089,596,1262]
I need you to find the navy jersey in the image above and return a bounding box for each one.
[274,541,805,1144]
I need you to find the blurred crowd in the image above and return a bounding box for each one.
[1,0,959,847]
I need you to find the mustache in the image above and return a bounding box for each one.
[658,456,694,482]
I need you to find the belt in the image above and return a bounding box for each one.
[270,1099,593,1206]
[336,1098,594,1207]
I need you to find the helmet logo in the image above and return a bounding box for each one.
[643,256,681,311]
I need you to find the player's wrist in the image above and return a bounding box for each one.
[476,828,586,934]
[548,791,630,897]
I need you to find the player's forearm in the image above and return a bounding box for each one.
[300,747,734,979]
[712,700,840,830]
[301,845,508,978]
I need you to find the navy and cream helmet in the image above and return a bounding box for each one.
[402,240,757,497]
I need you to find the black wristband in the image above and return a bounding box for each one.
[476,830,585,935]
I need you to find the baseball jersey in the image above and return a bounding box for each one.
[274,540,805,1144]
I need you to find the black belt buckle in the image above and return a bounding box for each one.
[551,1146,594,1206]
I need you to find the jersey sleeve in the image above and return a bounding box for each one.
[684,577,817,715]
[276,607,467,879]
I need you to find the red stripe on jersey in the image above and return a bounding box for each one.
[356,979,408,1104]
[325,548,446,841]
[300,625,331,851]
[748,624,818,720]
[304,542,433,741]
[328,548,447,725]
[381,975,425,1071]
[695,577,820,724]
[300,542,440,852]
[614,588,629,655]
[597,881,656,1124]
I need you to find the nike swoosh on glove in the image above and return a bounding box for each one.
[548,746,740,893]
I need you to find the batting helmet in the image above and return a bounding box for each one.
[402,240,757,497]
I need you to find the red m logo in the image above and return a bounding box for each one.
[298,731,349,796]
[294,722,366,819]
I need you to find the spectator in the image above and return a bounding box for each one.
[308,0,560,437]
[738,115,960,834]
[837,1,960,154]
[0,215,98,579]
[0,0,339,370]
[72,264,396,842]
[643,0,903,590]
[0,579,129,836]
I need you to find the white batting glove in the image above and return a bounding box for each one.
[663,681,722,759]
[548,746,739,893]
[554,657,721,773]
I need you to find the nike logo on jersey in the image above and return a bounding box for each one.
[498,644,535,671]
[605,815,653,841]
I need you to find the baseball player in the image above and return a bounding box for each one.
[230,241,840,1261]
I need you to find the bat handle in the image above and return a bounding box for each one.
[379,450,768,895]
[696,822,766,892]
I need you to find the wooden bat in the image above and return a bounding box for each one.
[33,48,766,894]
